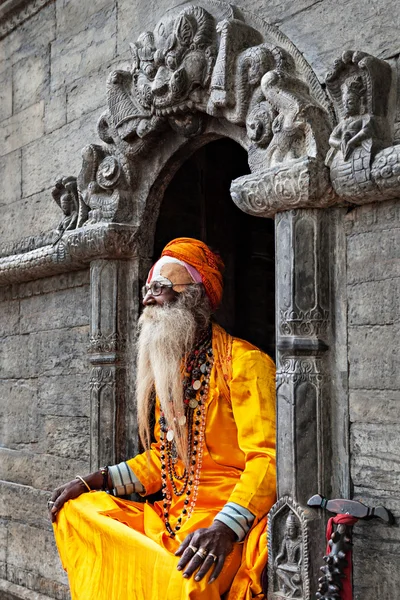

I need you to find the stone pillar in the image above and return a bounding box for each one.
[88,257,141,470]
[268,208,333,599]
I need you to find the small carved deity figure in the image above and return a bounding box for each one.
[326,75,374,164]
[52,176,79,233]
[275,512,302,598]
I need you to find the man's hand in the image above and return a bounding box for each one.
[175,521,237,583]
[48,479,88,523]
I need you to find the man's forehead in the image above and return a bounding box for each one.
[147,256,201,286]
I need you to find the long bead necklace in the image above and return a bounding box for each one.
[159,326,213,537]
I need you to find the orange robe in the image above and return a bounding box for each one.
[53,323,276,599]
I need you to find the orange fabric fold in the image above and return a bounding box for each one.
[161,237,224,309]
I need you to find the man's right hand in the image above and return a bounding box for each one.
[48,478,89,523]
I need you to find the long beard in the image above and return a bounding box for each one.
[136,293,209,461]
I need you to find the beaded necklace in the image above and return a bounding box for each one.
[159,325,213,537]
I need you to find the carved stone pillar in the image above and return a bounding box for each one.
[268,208,332,599]
[88,257,141,470]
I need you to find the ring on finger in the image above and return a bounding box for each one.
[47,500,55,508]
[208,552,218,562]
[188,544,198,553]
[196,547,207,559]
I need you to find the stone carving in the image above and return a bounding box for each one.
[326,50,400,202]
[0,224,138,286]
[276,356,323,387]
[268,496,310,600]
[88,332,126,354]
[89,366,115,392]
[50,3,335,229]
[52,177,81,233]
[279,306,329,337]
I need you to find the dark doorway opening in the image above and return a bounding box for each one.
[153,138,275,357]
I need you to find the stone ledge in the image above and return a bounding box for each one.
[0,224,138,287]
[0,0,53,40]
[0,579,57,600]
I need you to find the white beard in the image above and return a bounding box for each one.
[136,299,201,461]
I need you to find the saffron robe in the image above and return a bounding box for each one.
[53,323,276,600]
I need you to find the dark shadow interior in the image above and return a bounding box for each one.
[153,138,275,357]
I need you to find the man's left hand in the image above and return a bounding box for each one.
[175,521,237,583]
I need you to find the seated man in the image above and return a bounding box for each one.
[49,237,276,600]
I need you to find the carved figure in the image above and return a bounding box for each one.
[326,75,374,163]
[261,49,330,167]
[324,50,400,201]
[275,513,303,597]
[52,176,81,233]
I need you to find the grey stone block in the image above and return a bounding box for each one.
[0,579,63,600]
[348,278,400,326]
[0,102,45,157]
[0,326,89,379]
[0,3,56,67]
[0,298,20,336]
[0,191,60,245]
[55,0,111,37]
[345,200,400,235]
[347,228,400,284]
[0,481,50,529]
[13,52,49,114]
[350,389,400,424]
[0,380,39,447]
[353,545,400,600]
[0,66,12,122]
[348,325,400,390]
[19,284,89,333]
[38,374,89,418]
[0,271,90,303]
[0,520,7,563]
[44,87,67,134]
[279,0,400,80]
[7,521,67,585]
[117,0,168,54]
[22,112,99,198]
[42,415,89,461]
[0,447,89,490]
[0,150,22,207]
[50,5,116,91]
[351,422,400,492]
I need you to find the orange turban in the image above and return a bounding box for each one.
[161,238,224,310]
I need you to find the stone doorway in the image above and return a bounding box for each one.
[153,138,275,357]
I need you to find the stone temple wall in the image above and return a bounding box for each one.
[0,1,399,599]
[345,200,400,599]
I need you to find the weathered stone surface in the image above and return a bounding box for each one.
[66,69,108,124]
[50,5,116,91]
[0,191,61,245]
[0,448,89,490]
[0,150,22,207]
[347,229,400,285]
[7,521,68,585]
[44,86,67,134]
[1,326,89,379]
[0,380,39,448]
[0,66,12,122]
[0,298,20,336]
[351,422,400,492]
[350,389,400,424]
[353,542,400,600]
[0,579,62,600]
[42,415,89,461]
[0,102,45,157]
[280,0,400,81]
[55,0,111,37]
[38,374,89,418]
[0,481,50,528]
[19,284,89,333]
[13,52,49,114]
[348,278,400,325]
[0,271,90,302]
[348,325,400,390]
[22,112,100,198]
[0,3,55,63]
[0,520,7,564]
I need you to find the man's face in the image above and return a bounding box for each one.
[142,285,179,307]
